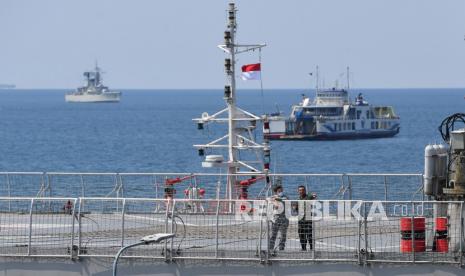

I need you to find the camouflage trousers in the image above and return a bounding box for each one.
[269,217,289,251]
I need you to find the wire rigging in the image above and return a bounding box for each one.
[438,113,465,142]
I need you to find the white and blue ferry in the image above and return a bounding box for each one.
[264,88,400,140]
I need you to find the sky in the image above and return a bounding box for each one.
[0,0,465,89]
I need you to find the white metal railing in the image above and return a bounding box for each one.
[0,197,463,265]
[0,172,424,202]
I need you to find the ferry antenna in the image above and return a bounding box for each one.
[347,66,350,90]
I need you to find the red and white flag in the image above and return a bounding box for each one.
[241,63,261,80]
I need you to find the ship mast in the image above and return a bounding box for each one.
[194,2,268,201]
[346,66,350,90]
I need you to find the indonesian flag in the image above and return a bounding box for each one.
[241,63,261,80]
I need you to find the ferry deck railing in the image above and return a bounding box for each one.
[0,197,463,265]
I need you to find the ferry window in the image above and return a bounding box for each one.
[334,123,337,131]
[366,111,370,119]
[361,121,365,128]
[376,121,379,129]
[356,110,361,119]
[371,122,374,129]
[352,122,355,130]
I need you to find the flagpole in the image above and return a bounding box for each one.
[259,48,265,115]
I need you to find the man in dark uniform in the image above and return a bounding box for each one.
[297,185,316,251]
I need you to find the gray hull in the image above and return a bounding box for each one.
[1,258,463,276]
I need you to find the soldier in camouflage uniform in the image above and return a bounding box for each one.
[268,185,289,252]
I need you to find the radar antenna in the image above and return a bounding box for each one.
[193,3,269,201]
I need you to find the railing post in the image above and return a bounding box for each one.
[28,198,34,256]
[421,175,425,201]
[384,176,388,201]
[170,200,176,262]
[348,175,353,200]
[163,199,170,261]
[340,175,346,199]
[78,197,82,256]
[363,201,368,265]
[118,174,124,198]
[115,174,120,211]
[38,173,45,197]
[46,173,52,197]
[70,198,77,259]
[312,200,316,261]
[153,175,158,199]
[460,202,463,266]
[411,201,415,263]
[258,200,264,262]
[6,174,11,211]
[265,199,270,263]
[80,174,85,197]
[358,210,362,265]
[121,198,126,248]
[215,199,220,258]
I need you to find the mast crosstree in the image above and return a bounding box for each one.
[193,3,269,201]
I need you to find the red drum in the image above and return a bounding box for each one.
[400,217,426,253]
[435,217,448,253]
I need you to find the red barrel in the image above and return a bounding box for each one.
[436,217,447,231]
[400,217,426,253]
[434,217,448,253]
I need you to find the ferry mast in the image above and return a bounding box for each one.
[194,3,268,200]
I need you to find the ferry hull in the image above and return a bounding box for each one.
[65,93,121,103]
[265,128,400,140]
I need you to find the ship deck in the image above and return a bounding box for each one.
[0,197,463,266]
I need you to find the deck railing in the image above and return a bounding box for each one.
[0,172,424,202]
[0,197,463,265]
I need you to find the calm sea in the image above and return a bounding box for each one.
[0,89,463,174]
[1,88,464,198]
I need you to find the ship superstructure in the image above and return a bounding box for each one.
[65,63,121,103]
[264,88,400,140]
